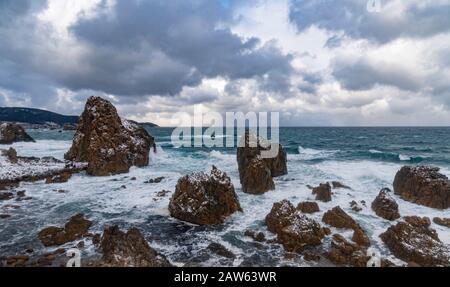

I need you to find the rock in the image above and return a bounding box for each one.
[0,123,35,144]
[0,214,11,219]
[38,214,92,246]
[207,243,236,259]
[1,148,18,163]
[16,190,26,198]
[64,96,155,176]
[2,255,30,267]
[371,188,400,220]
[352,228,370,247]
[350,200,363,212]
[303,251,321,262]
[433,217,450,228]
[239,157,275,194]
[145,176,165,184]
[393,166,450,209]
[77,241,85,248]
[156,190,170,197]
[322,206,370,247]
[237,132,287,194]
[0,192,14,201]
[322,206,359,230]
[169,166,242,225]
[266,200,327,253]
[380,216,450,266]
[277,214,327,253]
[326,234,370,267]
[99,225,171,267]
[265,200,297,234]
[45,172,72,184]
[332,181,351,189]
[312,183,332,202]
[297,201,320,213]
[244,230,266,242]
[92,233,101,245]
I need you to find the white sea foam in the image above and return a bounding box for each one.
[295,146,338,160]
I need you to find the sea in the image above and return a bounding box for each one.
[1,127,450,266]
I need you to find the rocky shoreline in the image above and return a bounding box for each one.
[1,96,449,267]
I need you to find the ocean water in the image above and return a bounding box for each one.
[1,127,450,266]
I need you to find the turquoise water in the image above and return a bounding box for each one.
[1,127,449,266]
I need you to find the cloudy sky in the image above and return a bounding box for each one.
[1,0,450,126]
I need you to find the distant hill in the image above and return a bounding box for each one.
[0,107,159,127]
[0,107,79,125]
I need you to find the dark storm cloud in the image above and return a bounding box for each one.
[332,57,422,92]
[289,0,450,44]
[68,0,293,96]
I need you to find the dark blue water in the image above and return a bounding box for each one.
[147,127,450,166]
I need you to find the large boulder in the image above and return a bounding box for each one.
[237,132,287,194]
[64,96,155,176]
[380,216,450,266]
[99,225,171,267]
[326,234,370,267]
[371,188,401,221]
[312,183,332,202]
[169,166,242,225]
[322,206,370,247]
[0,123,35,144]
[38,214,92,247]
[265,200,327,252]
[393,166,450,209]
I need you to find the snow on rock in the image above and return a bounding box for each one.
[65,96,155,176]
[0,123,35,144]
[0,148,86,189]
[169,166,242,225]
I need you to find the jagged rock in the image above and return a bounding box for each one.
[38,214,92,247]
[322,206,359,230]
[0,192,14,201]
[297,201,320,213]
[99,225,171,267]
[350,200,363,212]
[169,166,242,225]
[266,200,297,234]
[326,234,370,267]
[65,96,155,176]
[322,206,370,247]
[0,123,35,144]
[45,172,72,184]
[433,217,450,228]
[145,176,165,184]
[1,148,18,163]
[207,243,236,259]
[312,183,332,202]
[332,181,351,189]
[266,200,327,252]
[371,188,400,220]
[237,132,287,194]
[393,166,450,209]
[380,216,450,266]
[239,157,275,194]
[244,229,266,242]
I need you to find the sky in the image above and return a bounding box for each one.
[1,0,450,126]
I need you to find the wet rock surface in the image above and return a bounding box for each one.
[38,214,92,246]
[380,216,450,266]
[98,225,171,267]
[0,123,35,144]
[266,200,327,253]
[65,96,155,176]
[433,217,450,228]
[297,201,320,213]
[312,183,332,202]
[325,234,370,267]
[45,172,72,184]
[393,166,450,209]
[237,132,287,194]
[169,166,242,225]
[371,188,400,220]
